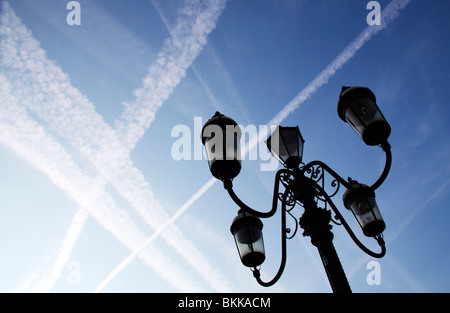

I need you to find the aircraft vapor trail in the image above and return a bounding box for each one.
[0,0,231,292]
[268,0,412,126]
[94,178,216,293]
[0,75,200,292]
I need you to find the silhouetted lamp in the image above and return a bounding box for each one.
[343,181,386,237]
[201,85,391,292]
[230,212,265,267]
[337,86,391,146]
[266,126,305,169]
[201,112,241,180]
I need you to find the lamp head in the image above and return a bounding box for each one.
[338,86,391,146]
[266,126,305,169]
[201,112,242,181]
[343,181,386,237]
[230,212,265,267]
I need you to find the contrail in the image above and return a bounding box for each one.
[94,177,216,293]
[241,0,413,158]
[15,0,157,85]
[268,0,412,126]
[388,179,450,244]
[98,0,414,291]
[344,178,449,290]
[115,0,228,150]
[0,0,231,292]
[13,207,89,292]
[0,76,200,292]
[150,0,251,121]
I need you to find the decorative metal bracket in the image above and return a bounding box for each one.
[223,155,387,288]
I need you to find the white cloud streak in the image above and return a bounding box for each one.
[1,0,231,292]
[94,177,216,293]
[16,0,157,85]
[237,0,412,161]
[0,75,198,292]
[16,208,90,293]
[388,179,450,244]
[115,0,228,151]
[270,0,412,126]
[150,0,251,121]
[343,178,449,291]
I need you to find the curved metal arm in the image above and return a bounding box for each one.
[301,142,392,193]
[223,169,291,218]
[370,142,392,191]
[252,190,289,287]
[312,180,386,258]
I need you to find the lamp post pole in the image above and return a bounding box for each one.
[296,174,351,293]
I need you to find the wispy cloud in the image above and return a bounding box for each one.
[1,0,230,292]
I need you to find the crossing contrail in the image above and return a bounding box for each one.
[0,76,199,292]
[0,0,231,292]
[94,177,216,293]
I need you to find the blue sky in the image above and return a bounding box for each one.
[0,0,449,293]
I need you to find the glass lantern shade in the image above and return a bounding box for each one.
[343,182,386,237]
[201,112,242,181]
[230,212,265,268]
[337,86,391,146]
[266,126,305,169]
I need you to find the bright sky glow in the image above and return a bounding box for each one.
[0,0,449,293]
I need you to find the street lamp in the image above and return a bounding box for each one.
[201,86,392,293]
[337,86,391,147]
[230,212,266,267]
[265,126,304,169]
[201,111,242,180]
[343,181,385,237]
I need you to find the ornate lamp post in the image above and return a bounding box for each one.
[201,86,392,293]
